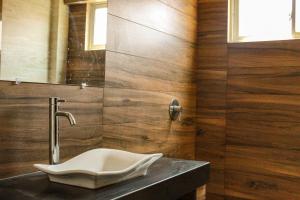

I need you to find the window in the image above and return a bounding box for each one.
[295,0,300,33]
[229,0,300,42]
[85,2,107,50]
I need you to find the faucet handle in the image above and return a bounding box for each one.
[57,99,66,103]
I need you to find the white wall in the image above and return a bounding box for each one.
[1,0,51,83]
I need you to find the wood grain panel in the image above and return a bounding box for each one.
[158,0,197,19]
[103,88,173,125]
[103,122,196,160]
[106,14,195,68]
[226,39,300,199]
[197,70,227,94]
[103,88,196,125]
[228,66,300,95]
[226,145,300,179]
[103,0,198,165]
[228,39,300,50]
[197,0,300,199]
[227,93,300,123]
[198,30,227,45]
[0,1,199,193]
[105,51,196,93]
[67,4,105,87]
[227,119,300,150]
[198,0,227,33]
[197,56,228,70]
[64,0,108,4]
[230,120,300,150]
[229,48,300,68]
[197,186,207,200]
[108,0,197,43]
[102,88,196,159]
[196,0,228,199]
[226,170,300,200]
[206,193,225,200]
[0,81,103,178]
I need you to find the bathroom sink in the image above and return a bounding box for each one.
[34,149,163,189]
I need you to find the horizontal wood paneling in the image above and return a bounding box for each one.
[197,0,300,199]
[104,0,200,192]
[226,170,300,200]
[106,15,195,69]
[228,66,300,95]
[0,0,198,184]
[0,82,103,178]
[0,0,199,189]
[227,119,300,150]
[105,51,196,93]
[103,122,196,160]
[158,0,197,19]
[229,48,300,68]
[104,7,199,198]
[226,145,300,178]
[226,40,300,199]
[198,0,227,33]
[103,0,198,164]
[108,0,197,43]
[227,93,300,123]
[103,87,196,158]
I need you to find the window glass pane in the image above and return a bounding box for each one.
[296,0,300,32]
[0,21,2,50]
[239,0,293,41]
[93,7,107,46]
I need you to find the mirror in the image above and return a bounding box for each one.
[0,0,107,87]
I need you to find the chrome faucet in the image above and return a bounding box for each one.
[49,97,76,165]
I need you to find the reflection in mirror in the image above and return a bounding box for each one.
[0,0,107,87]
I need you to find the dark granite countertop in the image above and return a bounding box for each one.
[0,158,210,200]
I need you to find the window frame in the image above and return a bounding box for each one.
[85,1,107,51]
[229,0,300,42]
[293,0,300,37]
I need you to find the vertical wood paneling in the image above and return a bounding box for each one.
[196,0,228,199]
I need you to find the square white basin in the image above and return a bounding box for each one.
[34,148,163,189]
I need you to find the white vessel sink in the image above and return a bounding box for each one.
[34,148,163,189]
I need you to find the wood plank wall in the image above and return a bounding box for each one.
[196,0,228,199]
[102,0,198,159]
[0,0,199,182]
[226,40,300,200]
[67,4,105,87]
[0,82,103,178]
[196,1,300,200]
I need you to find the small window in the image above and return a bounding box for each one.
[229,0,300,42]
[85,2,107,50]
[296,0,300,33]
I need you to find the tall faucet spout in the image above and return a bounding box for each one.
[49,97,76,165]
[56,111,77,126]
